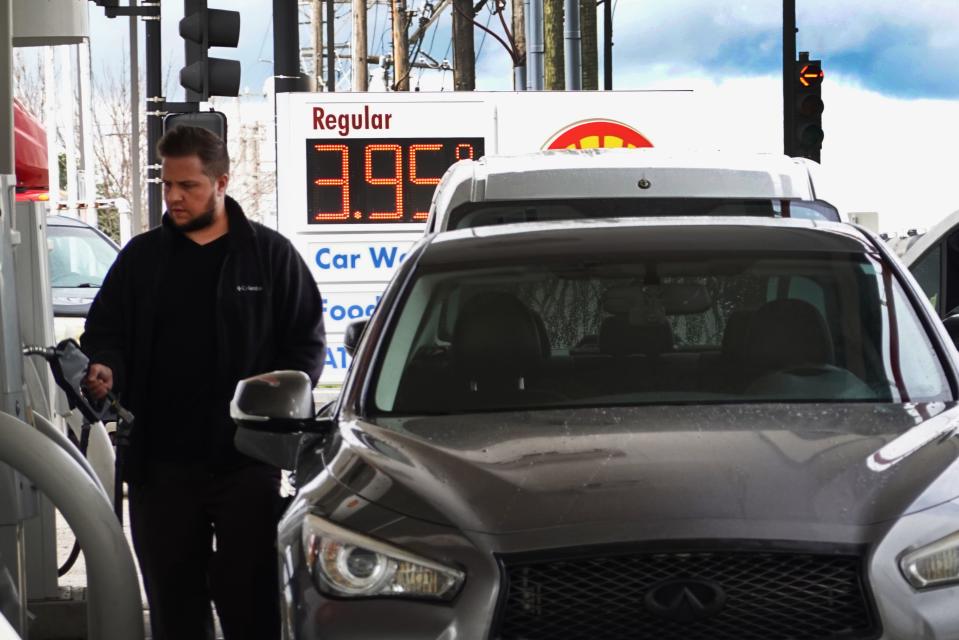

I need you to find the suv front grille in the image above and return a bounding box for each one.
[495,549,877,640]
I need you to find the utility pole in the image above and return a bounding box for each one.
[603,0,612,89]
[327,0,336,91]
[563,0,581,90]
[544,0,564,89]
[352,0,368,91]
[312,0,324,89]
[783,0,796,156]
[452,0,475,90]
[512,0,526,89]
[580,0,597,90]
[391,0,410,91]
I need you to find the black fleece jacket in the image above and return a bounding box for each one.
[81,197,325,473]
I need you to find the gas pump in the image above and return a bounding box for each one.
[0,172,143,638]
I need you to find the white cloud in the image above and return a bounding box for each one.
[613,65,959,233]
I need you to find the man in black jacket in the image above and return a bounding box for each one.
[82,126,325,640]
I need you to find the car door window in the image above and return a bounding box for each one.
[910,243,942,315]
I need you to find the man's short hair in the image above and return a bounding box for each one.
[157,126,230,180]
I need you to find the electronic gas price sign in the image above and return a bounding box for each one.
[305,137,485,225]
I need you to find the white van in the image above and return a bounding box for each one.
[899,209,959,321]
[425,148,840,234]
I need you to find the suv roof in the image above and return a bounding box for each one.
[427,149,828,233]
[421,217,874,268]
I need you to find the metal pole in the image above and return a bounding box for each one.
[524,0,530,88]
[129,0,143,234]
[145,0,162,228]
[526,0,544,89]
[274,0,309,93]
[783,0,796,156]
[79,40,97,225]
[61,47,78,212]
[603,0,611,89]
[43,49,60,209]
[352,0,368,91]
[327,0,336,91]
[563,0,581,90]
[0,0,12,176]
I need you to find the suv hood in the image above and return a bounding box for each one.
[329,403,959,537]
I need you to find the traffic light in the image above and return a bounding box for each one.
[179,3,241,101]
[794,54,824,162]
[163,111,228,141]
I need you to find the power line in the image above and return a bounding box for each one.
[475,3,494,59]
[414,16,442,88]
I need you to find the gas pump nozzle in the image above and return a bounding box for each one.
[24,339,135,523]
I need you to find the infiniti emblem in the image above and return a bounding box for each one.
[644,578,727,623]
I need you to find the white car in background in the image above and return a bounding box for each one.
[425,148,841,233]
[47,215,120,342]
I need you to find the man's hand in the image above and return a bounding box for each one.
[84,363,114,400]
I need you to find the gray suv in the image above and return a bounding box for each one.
[235,217,959,639]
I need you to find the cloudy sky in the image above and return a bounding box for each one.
[84,0,959,234]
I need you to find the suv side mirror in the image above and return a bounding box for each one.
[231,370,326,434]
[344,320,368,357]
[943,315,959,351]
[231,371,333,469]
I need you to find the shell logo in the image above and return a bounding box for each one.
[544,119,653,150]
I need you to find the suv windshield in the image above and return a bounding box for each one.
[48,225,116,288]
[446,198,840,230]
[372,250,950,415]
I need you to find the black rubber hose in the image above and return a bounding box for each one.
[24,348,116,577]
[58,424,92,577]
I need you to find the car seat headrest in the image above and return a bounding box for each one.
[746,299,834,370]
[452,292,545,382]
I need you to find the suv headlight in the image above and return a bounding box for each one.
[302,513,464,600]
[900,531,959,589]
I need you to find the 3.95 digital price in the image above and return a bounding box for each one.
[305,137,485,224]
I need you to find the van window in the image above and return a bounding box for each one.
[910,244,942,314]
[447,198,840,230]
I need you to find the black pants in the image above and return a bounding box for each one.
[129,462,283,640]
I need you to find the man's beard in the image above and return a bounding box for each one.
[172,194,217,232]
